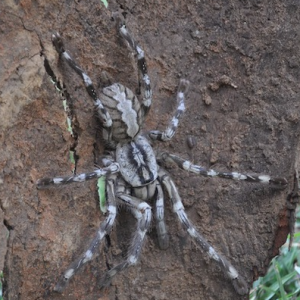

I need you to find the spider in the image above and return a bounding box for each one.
[37,14,288,295]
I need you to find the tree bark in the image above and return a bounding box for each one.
[1,1,299,299]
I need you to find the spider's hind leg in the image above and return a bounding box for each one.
[158,169,248,295]
[158,152,288,188]
[155,180,169,249]
[100,192,152,287]
[54,175,117,293]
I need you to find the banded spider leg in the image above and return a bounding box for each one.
[146,74,286,295]
[158,169,249,295]
[100,179,153,287]
[154,156,286,295]
[154,180,170,250]
[36,162,119,189]
[51,33,113,138]
[149,79,190,141]
[114,13,152,116]
[54,174,117,292]
[158,152,288,187]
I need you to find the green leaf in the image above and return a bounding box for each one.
[97,177,106,213]
[100,0,108,8]
[274,261,287,300]
[69,150,75,165]
[256,284,276,300]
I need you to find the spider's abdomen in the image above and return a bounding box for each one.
[100,83,143,144]
[116,135,157,187]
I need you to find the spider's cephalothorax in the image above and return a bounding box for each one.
[37,14,287,295]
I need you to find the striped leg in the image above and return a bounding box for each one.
[100,193,152,287]
[149,79,190,142]
[54,175,117,293]
[155,181,169,250]
[158,170,248,295]
[158,152,288,187]
[36,162,119,189]
[114,14,152,116]
[51,33,113,131]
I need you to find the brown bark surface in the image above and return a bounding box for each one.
[0,1,299,299]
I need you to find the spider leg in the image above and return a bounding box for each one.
[114,13,152,117]
[36,162,119,189]
[158,169,248,295]
[100,193,152,287]
[54,174,117,293]
[158,152,288,187]
[149,79,190,142]
[155,181,169,249]
[51,33,113,135]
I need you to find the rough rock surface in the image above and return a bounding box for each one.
[1,1,299,299]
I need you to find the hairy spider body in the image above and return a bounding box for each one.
[37,14,287,295]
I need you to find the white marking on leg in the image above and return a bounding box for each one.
[143,74,150,86]
[136,46,144,60]
[83,250,93,263]
[132,209,143,220]
[171,117,179,128]
[82,73,92,86]
[138,230,146,239]
[187,227,197,237]
[98,231,105,240]
[95,169,105,177]
[53,177,64,184]
[95,99,104,109]
[156,197,163,207]
[128,255,138,265]
[182,161,191,171]
[143,97,152,106]
[207,169,218,177]
[228,266,239,279]
[173,201,184,213]
[64,268,74,279]
[231,172,247,180]
[74,174,86,182]
[208,247,220,261]
[258,175,271,183]
[137,202,151,211]
[62,52,72,61]
[107,205,117,215]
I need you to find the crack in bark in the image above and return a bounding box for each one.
[41,43,80,174]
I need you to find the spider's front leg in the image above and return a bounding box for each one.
[113,13,152,117]
[51,33,113,139]
[54,174,117,293]
[158,169,248,295]
[158,152,288,187]
[149,79,190,142]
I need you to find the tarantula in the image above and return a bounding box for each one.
[37,14,287,295]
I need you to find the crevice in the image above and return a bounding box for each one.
[3,219,13,231]
[104,234,112,270]
[1,210,10,300]
[40,42,80,174]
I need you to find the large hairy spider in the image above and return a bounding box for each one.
[37,14,287,295]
